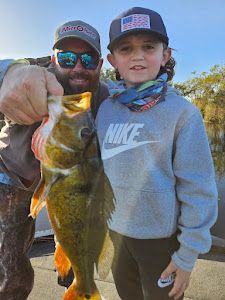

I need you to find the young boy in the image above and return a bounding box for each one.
[96,7,218,300]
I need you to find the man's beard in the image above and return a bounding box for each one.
[55,70,98,95]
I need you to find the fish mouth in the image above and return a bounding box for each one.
[62,93,91,113]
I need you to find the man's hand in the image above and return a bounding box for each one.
[160,260,191,299]
[0,64,64,124]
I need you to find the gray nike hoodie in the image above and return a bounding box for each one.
[96,86,218,272]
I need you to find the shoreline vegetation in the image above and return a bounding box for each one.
[173,64,225,125]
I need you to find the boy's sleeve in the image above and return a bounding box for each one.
[172,111,218,272]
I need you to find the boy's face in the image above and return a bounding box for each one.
[107,33,171,88]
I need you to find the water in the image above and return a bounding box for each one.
[206,123,225,175]
[205,123,225,238]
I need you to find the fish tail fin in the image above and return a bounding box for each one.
[29,179,46,218]
[63,281,102,300]
[54,242,71,279]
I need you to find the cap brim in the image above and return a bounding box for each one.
[53,36,101,56]
[107,29,168,51]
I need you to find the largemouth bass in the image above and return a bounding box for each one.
[30,92,114,300]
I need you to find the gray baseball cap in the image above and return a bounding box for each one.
[108,7,169,51]
[53,20,101,56]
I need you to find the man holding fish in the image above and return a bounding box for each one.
[0,20,109,300]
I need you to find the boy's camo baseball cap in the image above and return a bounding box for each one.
[108,7,169,51]
[53,20,101,56]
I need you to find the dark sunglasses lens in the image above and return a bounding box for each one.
[81,53,98,70]
[57,52,77,68]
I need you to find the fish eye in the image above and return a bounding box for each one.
[80,127,92,140]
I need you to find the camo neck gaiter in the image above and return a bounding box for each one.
[108,73,168,112]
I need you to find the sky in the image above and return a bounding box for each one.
[0,0,224,83]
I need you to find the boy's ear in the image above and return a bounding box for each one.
[161,47,172,67]
[107,53,117,68]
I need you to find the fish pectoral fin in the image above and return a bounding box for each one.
[29,174,61,219]
[96,230,114,280]
[29,178,47,219]
[54,242,72,279]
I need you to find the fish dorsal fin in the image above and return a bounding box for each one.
[96,230,114,280]
[30,175,60,218]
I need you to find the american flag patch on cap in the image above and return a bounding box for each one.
[121,14,150,32]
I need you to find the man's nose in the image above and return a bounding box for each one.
[72,58,84,71]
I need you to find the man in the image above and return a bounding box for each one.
[0,20,108,300]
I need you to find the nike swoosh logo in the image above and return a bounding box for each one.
[101,141,160,160]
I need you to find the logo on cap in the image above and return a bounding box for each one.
[60,25,97,40]
[121,14,150,32]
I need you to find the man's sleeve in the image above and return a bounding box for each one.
[0,59,15,86]
[0,57,51,88]
[0,122,41,191]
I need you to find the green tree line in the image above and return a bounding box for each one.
[174,64,225,124]
[173,64,225,176]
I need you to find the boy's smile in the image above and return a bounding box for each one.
[108,33,171,87]
[130,65,146,70]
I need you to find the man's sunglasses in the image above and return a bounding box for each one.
[57,51,99,70]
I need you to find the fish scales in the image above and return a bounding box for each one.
[30,93,114,300]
